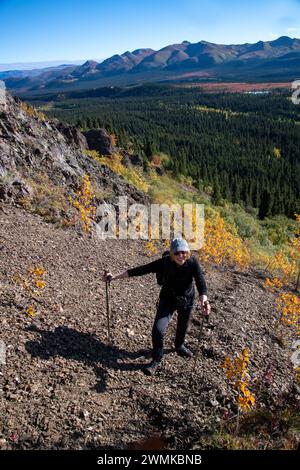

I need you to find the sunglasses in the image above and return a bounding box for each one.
[174,251,188,256]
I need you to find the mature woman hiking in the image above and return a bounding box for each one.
[102,238,211,375]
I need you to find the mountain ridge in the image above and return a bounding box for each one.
[0,87,299,452]
[2,36,300,95]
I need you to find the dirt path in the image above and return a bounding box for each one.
[0,206,298,449]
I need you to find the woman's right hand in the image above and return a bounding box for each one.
[102,270,128,282]
[102,271,114,282]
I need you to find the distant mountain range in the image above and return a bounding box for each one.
[2,36,300,96]
[0,60,87,72]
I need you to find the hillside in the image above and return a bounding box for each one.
[0,91,299,450]
[0,205,299,450]
[0,92,149,216]
[37,84,300,219]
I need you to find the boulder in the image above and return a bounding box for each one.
[129,153,143,166]
[83,128,115,155]
[55,122,88,150]
[121,152,143,168]
[0,178,33,202]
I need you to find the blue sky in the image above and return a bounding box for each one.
[1,0,300,65]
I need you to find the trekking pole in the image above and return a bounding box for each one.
[104,269,111,344]
[189,302,209,388]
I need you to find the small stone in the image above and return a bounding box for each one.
[209,398,219,407]
[126,328,135,337]
[81,410,89,419]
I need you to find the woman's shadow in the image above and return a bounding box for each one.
[25,325,151,393]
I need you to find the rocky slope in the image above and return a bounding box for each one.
[0,92,299,450]
[0,91,148,220]
[0,205,298,450]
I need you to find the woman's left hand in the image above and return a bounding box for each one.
[198,295,211,316]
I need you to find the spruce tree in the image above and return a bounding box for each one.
[259,189,274,220]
